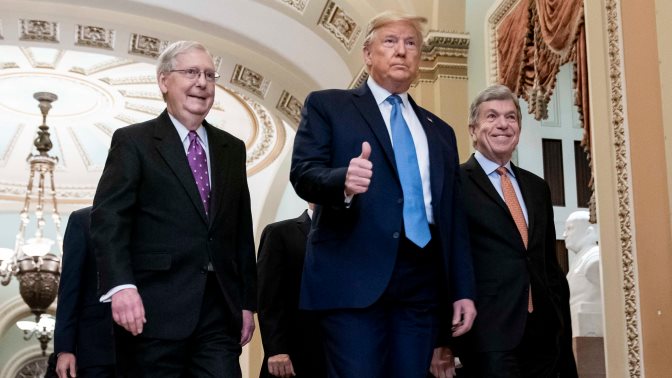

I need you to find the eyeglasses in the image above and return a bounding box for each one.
[169,68,220,82]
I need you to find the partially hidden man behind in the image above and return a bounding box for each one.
[91,41,256,377]
[290,11,476,378]
[257,204,326,378]
[54,206,116,378]
[453,84,577,377]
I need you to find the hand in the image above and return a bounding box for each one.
[429,347,456,378]
[267,354,296,377]
[452,298,476,337]
[56,352,77,378]
[240,309,255,346]
[111,288,146,336]
[344,142,373,196]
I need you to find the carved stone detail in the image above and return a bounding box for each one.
[276,90,303,125]
[230,64,270,98]
[319,1,361,51]
[605,0,641,376]
[75,25,115,49]
[100,75,156,85]
[19,19,59,42]
[278,0,308,13]
[128,33,168,58]
[15,357,48,378]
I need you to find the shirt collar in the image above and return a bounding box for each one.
[367,76,409,108]
[168,112,207,143]
[474,150,515,178]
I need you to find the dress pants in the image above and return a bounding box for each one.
[320,228,442,378]
[115,273,242,377]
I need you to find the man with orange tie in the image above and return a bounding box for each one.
[453,85,577,377]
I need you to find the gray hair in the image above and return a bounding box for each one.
[468,84,522,127]
[156,41,213,78]
[362,11,426,49]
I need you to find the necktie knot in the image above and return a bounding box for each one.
[188,130,198,144]
[496,166,508,176]
[386,94,403,107]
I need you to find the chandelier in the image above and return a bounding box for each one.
[0,92,63,356]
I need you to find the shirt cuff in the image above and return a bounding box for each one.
[100,284,137,302]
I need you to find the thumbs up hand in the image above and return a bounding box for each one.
[345,142,373,196]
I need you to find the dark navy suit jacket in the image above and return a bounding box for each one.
[54,207,115,369]
[290,84,475,312]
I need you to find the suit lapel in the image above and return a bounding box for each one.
[295,210,310,236]
[464,155,511,215]
[205,122,231,228]
[153,110,208,224]
[351,85,398,175]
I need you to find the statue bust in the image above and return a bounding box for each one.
[563,210,603,337]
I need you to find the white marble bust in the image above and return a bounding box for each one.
[564,210,603,337]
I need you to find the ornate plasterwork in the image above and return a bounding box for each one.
[230,64,270,98]
[70,58,133,75]
[19,19,59,42]
[125,102,163,116]
[277,0,308,13]
[100,75,156,85]
[422,31,470,60]
[318,1,361,51]
[15,357,48,378]
[75,25,115,49]
[276,90,303,126]
[349,67,368,89]
[128,33,168,58]
[605,0,641,376]
[68,127,94,170]
[1,62,19,69]
[21,47,65,69]
[94,123,114,137]
[115,113,141,125]
[0,124,24,167]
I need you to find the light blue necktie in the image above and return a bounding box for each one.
[386,95,431,248]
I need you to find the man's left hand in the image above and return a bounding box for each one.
[240,309,255,346]
[451,298,476,337]
[429,347,456,378]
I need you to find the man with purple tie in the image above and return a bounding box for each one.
[91,41,256,377]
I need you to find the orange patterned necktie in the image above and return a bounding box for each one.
[496,166,533,313]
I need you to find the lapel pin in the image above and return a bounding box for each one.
[427,117,434,123]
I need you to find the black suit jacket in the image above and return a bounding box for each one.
[54,207,115,368]
[458,155,576,373]
[257,211,325,378]
[91,110,256,340]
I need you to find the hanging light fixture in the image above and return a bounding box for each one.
[0,92,62,356]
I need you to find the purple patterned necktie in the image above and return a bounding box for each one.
[187,130,210,216]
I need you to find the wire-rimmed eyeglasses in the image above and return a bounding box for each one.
[169,68,220,82]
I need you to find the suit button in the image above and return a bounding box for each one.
[397,198,403,204]
[393,232,400,239]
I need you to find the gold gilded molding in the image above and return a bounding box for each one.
[422,31,469,60]
[605,0,641,376]
[75,25,115,50]
[350,67,368,89]
[276,90,303,126]
[277,0,308,13]
[128,33,168,58]
[19,19,59,43]
[230,64,270,98]
[318,1,361,51]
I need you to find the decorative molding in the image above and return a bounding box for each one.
[100,75,156,85]
[418,62,468,82]
[605,0,641,376]
[128,33,168,58]
[19,19,59,43]
[486,0,520,85]
[422,31,470,60]
[277,0,308,13]
[318,1,361,51]
[114,113,141,125]
[230,64,270,98]
[0,19,4,39]
[69,58,133,75]
[117,89,163,101]
[21,47,65,69]
[0,124,25,167]
[125,102,163,116]
[75,24,115,49]
[0,62,20,69]
[276,90,303,126]
[68,127,94,170]
[349,67,368,89]
[94,123,114,137]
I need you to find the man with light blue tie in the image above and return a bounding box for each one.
[290,11,476,378]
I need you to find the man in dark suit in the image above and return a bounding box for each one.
[257,204,326,378]
[454,84,577,377]
[91,40,256,377]
[290,11,476,378]
[54,206,115,377]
